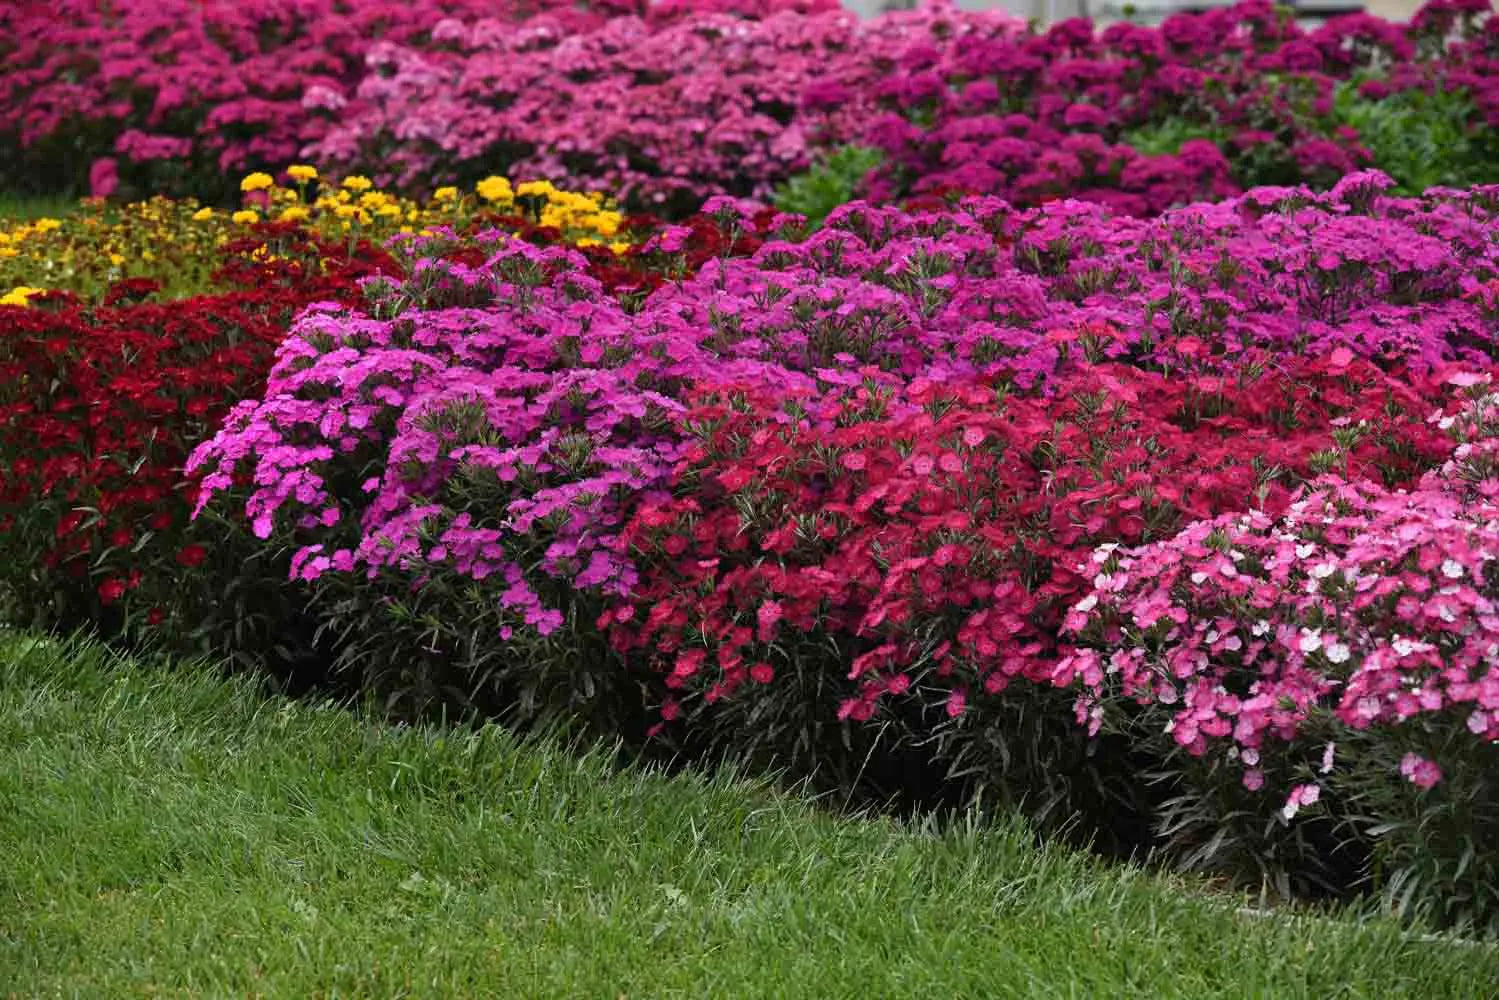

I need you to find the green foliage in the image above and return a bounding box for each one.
[1334,82,1499,194]
[773,146,884,229]
[2,633,1496,994]
[1120,119,1225,159]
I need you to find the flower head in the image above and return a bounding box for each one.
[1399,753,1443,789]
[477,176,513,202]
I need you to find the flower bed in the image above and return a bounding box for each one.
[173,175,1499,930]
[8,0,1498,214]
[0,171,686,649]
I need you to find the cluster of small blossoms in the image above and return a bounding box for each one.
[1061,372,1499,808]
[186,235,791,634]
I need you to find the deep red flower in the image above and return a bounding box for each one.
[175,544,207,567]
[97,578,127,604]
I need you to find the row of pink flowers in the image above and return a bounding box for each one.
[6,0,1499,212]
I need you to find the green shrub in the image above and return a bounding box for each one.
[772,146,884,229]
[1334,81,1499,194]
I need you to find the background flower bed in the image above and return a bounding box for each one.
[6,1,1499,214]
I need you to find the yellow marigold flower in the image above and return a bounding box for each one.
[515,180,555,198]
[279,206,310,223]
[192,207,215,221]
[109,253,125,266]
[287,164,318,182]
[476,176,513,202]
[32,218,62,233]
[231,210,260,225]
[240,172,275,193]
[575,237,601,248]
[433,186,459,202]
[334,204,358,219]
[342,175,373,192]
[593,212,622,237]
[377,204,402,218]
[1,286,43,307]
[609,241,630,255]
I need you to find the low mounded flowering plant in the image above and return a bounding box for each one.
[1063,373,1499,788]
[0,225,393,636]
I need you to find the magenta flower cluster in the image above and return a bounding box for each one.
[9,0,1499,213]
[859,0,1499,212]
[194,172,1499,678]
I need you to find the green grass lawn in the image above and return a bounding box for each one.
[1,634,1494,997]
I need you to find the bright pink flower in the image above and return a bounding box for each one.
[1399,753,1443,789]
[1281,783,1321,821]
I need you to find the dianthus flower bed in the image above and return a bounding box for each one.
[158,173,1499,932]
[6,0,1499,214]
[0,171,679,646]
[9,0,1499,951]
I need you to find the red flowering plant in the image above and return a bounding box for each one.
[606,354,1453,838]
[1060,370,1499,932]
[0,224,393,660]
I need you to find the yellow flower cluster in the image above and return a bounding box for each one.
[1,285,43,307]
[475,176,627,250]
[0,197,233,301]
[0,168,635,304]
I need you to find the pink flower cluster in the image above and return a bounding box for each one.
[1062,374,1499,802]
[11,0,1497,212]
[303,3,1021,209]
[0,0,848,197]
[860,0,1499,212]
